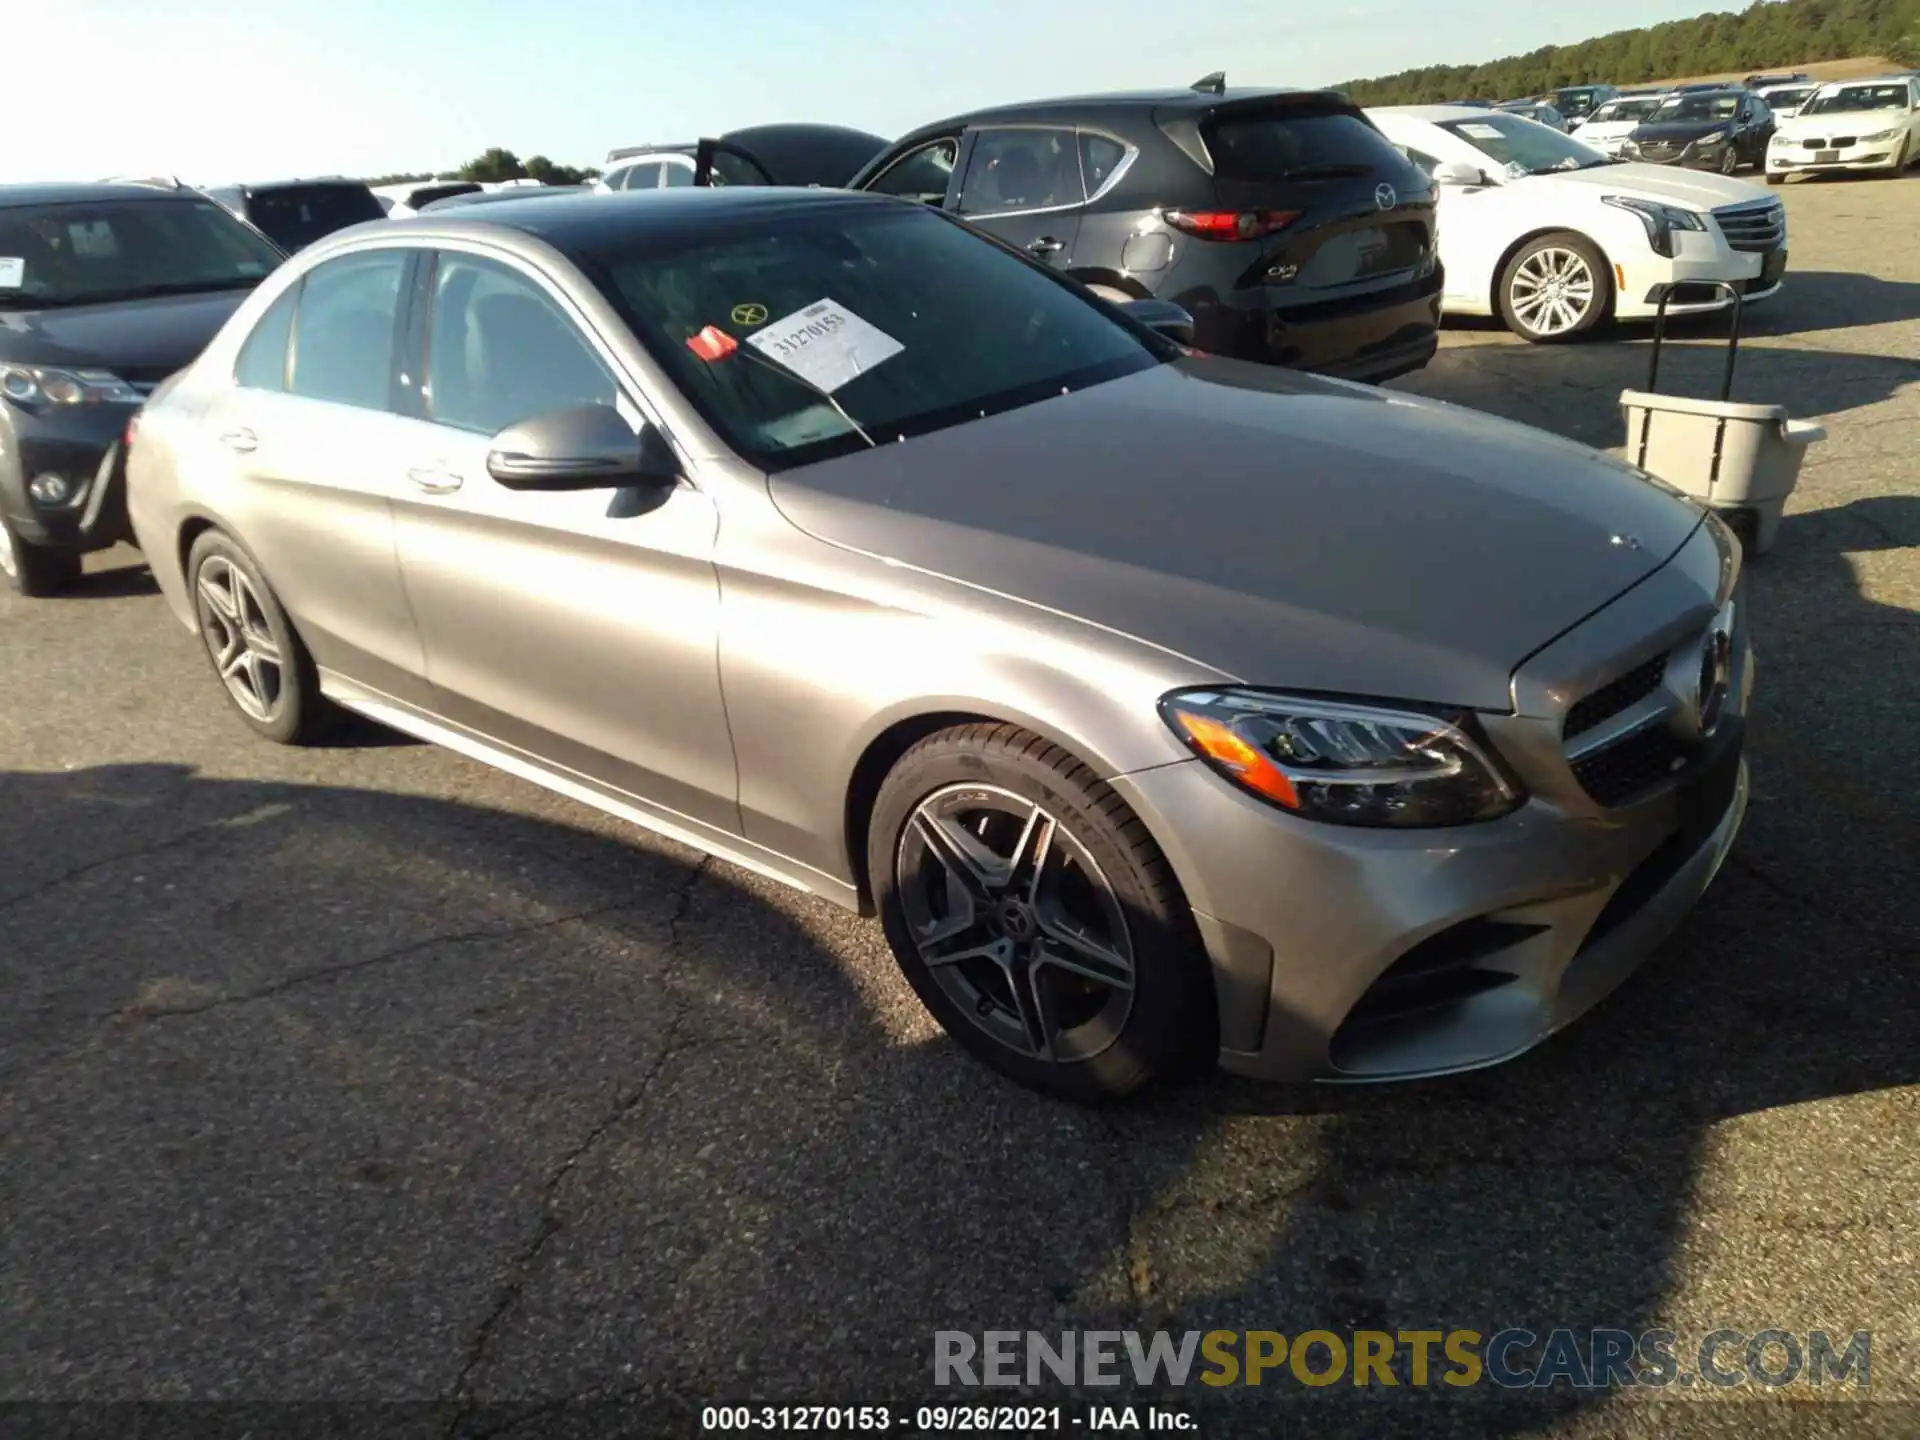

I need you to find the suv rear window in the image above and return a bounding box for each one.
[245,184,384,251]
[1204,110,1399,179]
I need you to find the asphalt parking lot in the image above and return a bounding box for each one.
[4,173,1917,1439]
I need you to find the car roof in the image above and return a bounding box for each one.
[1369,105,1521,123]
[896,84,1335,137]
[0,182,199,209]
[1813,74,1916,88]
[385,184,902,250]
[222,177,372,194]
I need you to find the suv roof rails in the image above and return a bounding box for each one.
[1190,71,1226,95]
[100,175,188,190]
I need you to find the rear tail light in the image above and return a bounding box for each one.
[124,413,140,451]
[1161,208,1301,241]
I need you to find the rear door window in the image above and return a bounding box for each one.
[618,162,665,190]
[958,128,1084,215]
[1205,110,1399,178]
[288,249,409,411]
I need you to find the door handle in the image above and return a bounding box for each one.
[1027,236,1066,257]
[407,465,464,494]
[218,427,257,453]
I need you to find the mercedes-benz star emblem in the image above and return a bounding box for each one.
[1690,628,1734,739]
[1374,183,1397,212]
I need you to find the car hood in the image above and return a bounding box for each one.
[1529,161,1769,209]
[1774,107,1910,137]
[0,286,254,382]
[1629,119,1738,143]
[768,360,1703,711]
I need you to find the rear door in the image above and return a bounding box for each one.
[950,124,1085,269]
[1195,97,1437,304]
[201,246,432,706]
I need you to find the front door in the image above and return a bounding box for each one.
[388,249,739,834]
[952,124,1085,269]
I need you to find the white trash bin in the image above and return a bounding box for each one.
[1617,281,1825,555]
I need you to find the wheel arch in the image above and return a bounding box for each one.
[1488,225,1617,321]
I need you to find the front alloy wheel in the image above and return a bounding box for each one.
[898,785,1135,1064]
[869,723,1214,1100]
[1498,232,1612,342]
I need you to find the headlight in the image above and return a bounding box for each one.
[1602,195,1707,258]
[1158,689,1524,828]
[1858,128,1898,142]
[1692,129,1731,147]
[0,365,141,406]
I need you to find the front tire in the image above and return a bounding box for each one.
[0,516,82,597]
[187,530,331,745]
[1497,232,1613,343]
[1719,147,1741,175]
[868,724,1214,1101]
[1766,170,1786,186]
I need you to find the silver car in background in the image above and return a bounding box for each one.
[126,189,1751,1100]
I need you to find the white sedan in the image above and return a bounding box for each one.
[1368,106,1787,342]
[1766,75,1920,181]
[1568,94,1670,156]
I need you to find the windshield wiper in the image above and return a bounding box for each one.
[96,278,261,301]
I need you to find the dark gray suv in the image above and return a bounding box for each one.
[849,75,1443,382]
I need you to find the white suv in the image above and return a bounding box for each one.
[594,147,697,193]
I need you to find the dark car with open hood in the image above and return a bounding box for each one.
[848,74,1444,383]
[0,182,285,594]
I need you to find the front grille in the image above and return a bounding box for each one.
[1712,199,1786,253]
[1572,727,1689,806]
[1564,656,1665,740]
[1638,142,1682,160]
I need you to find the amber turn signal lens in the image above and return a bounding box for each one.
[1167,709,1299,809]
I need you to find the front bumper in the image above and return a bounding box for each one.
[1768,137,1907,172]
[0,400,137,554]
[1113,518,1751,1083]
[1198,268,1444,384]
[1615,230,1786,319]
[1623,140,1741,170]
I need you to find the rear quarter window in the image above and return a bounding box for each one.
[1205,110,1404,179]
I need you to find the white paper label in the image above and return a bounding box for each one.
[745,298,902,394]
[0,257,23,289]
[1460,122,1505,139]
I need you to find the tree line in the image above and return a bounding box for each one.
[1334,0,1920,103]
[362,148,599,190]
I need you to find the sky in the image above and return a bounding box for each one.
[18,0,1725,183]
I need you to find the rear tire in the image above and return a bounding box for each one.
[186,530,332,745]
[1497,232,1613,343]
[0,517,82,597]
[868,723,1215,1102]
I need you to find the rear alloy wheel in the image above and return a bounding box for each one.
[188,530,331,745]
[870,724,1213,1101]
[0,516,82,597]
[1498,232,1612,343]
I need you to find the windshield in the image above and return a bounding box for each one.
[0,197,283,308]
[1590,97,1664,124]
[244,184,384,250]
[1438,114,1612,175]
[1802,84,1911,114]
[1650,92,1741,122]
[588,203,1166,470]
[1760,86,1816,109]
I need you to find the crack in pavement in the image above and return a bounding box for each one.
[96,898,642,1029]
[0,802,295,915]
[445,855,713,1435]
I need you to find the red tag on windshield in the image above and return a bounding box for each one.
[686,325,738,362]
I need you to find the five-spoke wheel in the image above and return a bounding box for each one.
[871,724,1213,1100]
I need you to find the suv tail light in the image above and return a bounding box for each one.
[1162,208,1301,241]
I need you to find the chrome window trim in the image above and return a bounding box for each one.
[954,124,1139,221]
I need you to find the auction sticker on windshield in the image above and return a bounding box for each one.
[746,298,903,394]
[0,258,23,289]
[1460,122,1505,139]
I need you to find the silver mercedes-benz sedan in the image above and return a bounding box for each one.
[126,187,1751,1100]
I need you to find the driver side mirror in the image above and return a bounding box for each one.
[486,404,680,492]
[1430,160,1488,187]
[1117,297,1195,345]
